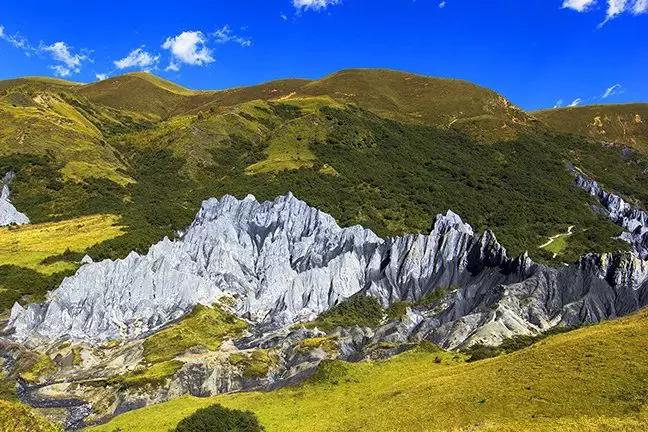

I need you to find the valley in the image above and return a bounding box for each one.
[0,69,648,432]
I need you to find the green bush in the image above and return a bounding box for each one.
[464,344,502,362]
[305,294,384,332]
[385,301,411,321]
[174,404,264,432]
[464,326,577,362]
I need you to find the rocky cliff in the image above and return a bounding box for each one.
[575,174,648,259]
[0,172,30,226]
[7,191,648,349]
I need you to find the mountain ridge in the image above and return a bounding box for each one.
[534,103,648,152]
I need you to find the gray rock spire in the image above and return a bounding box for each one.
[7,191,648,349]
[0,171,30,226]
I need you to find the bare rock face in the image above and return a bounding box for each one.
[575,174,648,259]
[8,193,382,343]
[0,172,29,226]
[7,191,648,349]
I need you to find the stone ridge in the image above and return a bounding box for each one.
[575,174,648,259]
[0,172,30,226]
[7,190,648,349]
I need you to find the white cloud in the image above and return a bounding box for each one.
[562,0,597,12]
[213,25,252,47]
[165,61,181,72]
[569,98,583,107]
[632,0,648,13]
[95,73,108,81]
[554,99,564,108]
[41,41,89,76]
[602,83,622,98]
[439,1,446,8]
[293,0,340,11]
[1,24,90,77]
[114,48,159,70]
[162,31,214,70]
[603,0,628,22]
[0,24,34,53]
[281,13,288,20]
[562,0,647,23]
[49,65,72,77]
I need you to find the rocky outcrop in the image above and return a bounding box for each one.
[8,193,382,342]
[0,172,29,226]
[575,174,648,259]
[7,193,648,349]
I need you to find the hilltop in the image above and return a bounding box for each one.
[535,103,648,153]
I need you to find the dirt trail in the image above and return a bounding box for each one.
[539,225,574,253]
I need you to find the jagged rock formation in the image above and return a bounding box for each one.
[7,192,648,348]
[575,174,648,259]
[0,171,29,226]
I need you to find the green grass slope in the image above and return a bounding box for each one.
[0,400,61,432]
[0,77,151,187]
[76,73,206,119]
[77,73,309,119]
[535,103,648,153]
[90,308,648,432]
[109,100,633,262]
[297,68,537,141]
[0,214,124,310]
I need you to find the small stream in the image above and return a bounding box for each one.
[16,377,93,430]
[2,337,93,430]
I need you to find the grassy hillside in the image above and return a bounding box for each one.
[77,72,309,119]
[90,308,648,432]
[107,100,631,261]
[0,77,150,186]
[0,214,124,310]
[0,69,647,314]
[0,400,61,432]
[535,103,648,153]
[0,214,123,274]
[298,68,536,141]
[76,73,201,118]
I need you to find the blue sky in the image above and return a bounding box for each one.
[1,0,646,110]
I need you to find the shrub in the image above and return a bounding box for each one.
[227,350,277,378]
[0,400,61,432]
[307,360,350,385]
[175,404,264,432]
[304,294,384,332]
[464,326,577,362]
[386,301,411,321]
[464,344,502,362]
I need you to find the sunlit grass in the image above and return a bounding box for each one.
[111,360,184,389]
[60,161,134,187]
[0,214,125,274]
[90,309,648,432]
[245,99,341,175]
[143,304,247,364]
[18,353,57,383]
[0,400,61,432]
